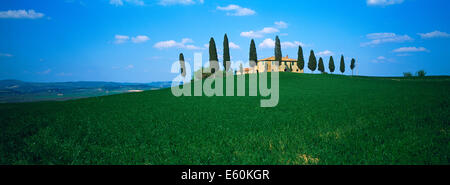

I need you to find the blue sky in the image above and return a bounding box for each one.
[0,0,449,82]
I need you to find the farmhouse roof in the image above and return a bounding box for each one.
[258,55,297,62]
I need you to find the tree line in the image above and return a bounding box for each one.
[179,34,357,77]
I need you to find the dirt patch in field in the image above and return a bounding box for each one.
[297,154,319,165]
[319,131,341,140]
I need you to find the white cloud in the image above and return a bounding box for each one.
[275,21,288,29]
[282,41,304,48]
[317,50,334,56]
[240,22,288,38]
[0,53,13,57]
[131,35,150,43]
[115,34,149,44]
[154,40,181,48]
[229,42,240,49]
[241,27,280,38]
[110,0,144,6]
[181,38,193,44]
[367,0,404,6]
[418,30,450,39]
[185,45,201,50]
[204,42,240,50]
[114,35,130,44]
[217,4,256,16]
[377,56,386,60]
[260,27,279,34]
[240,31,263,38]
[361,32,413,46]
[0,10,45,19]
[258,38,303,49]
[371,56,395,63]
[366,33,397,39]
[393,47,428,53]
[258,39,275,48]
[154,38,202,50]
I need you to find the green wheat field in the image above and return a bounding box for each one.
[0,73,449,165]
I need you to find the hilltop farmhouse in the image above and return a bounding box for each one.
[237,55,304,75]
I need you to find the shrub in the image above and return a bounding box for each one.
[416,70,426,77]
[403,72,412,77]
[194,67,213,80]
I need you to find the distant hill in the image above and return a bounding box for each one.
[0,80,172,103]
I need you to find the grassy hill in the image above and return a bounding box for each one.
[0,73,448,165]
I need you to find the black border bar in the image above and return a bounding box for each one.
[0,165,447,184]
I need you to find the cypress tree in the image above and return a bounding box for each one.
[275,35,282,63]
[239,63,244,74]
[249,39,257,67]
[223,34,230,72]
[209,37,218,74]
[329,56,335,74]
[340,55,345,74]
[318,57,325,73]
[179,53,186,77]
[308,50,317,73]
[274,35,284,72]
[350,58,356,76]
[297,46,304,72]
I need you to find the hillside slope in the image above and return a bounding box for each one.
[0,73,449,164]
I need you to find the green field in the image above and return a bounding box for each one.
[0,73,449,165]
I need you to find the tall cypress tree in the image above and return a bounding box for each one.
[297,46,304,72]
[239,63,243,74]
[249,39,257,67]
[340,55,345,74]
[318,57,325,73]
[275,35,282,64]
[308,50,317,73]
[329,56,335,74]
[209,37,218,74]
[223,34,230,72]
[350,58,356,76]
[179,53,186,77]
